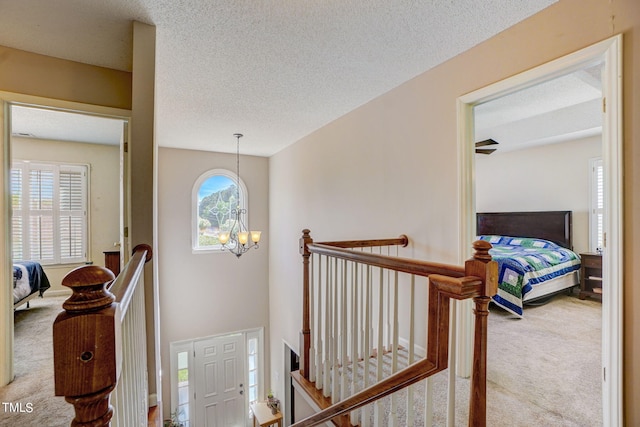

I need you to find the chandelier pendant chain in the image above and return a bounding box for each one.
[218,133,262,257]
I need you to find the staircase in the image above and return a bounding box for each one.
[291,230,498,427]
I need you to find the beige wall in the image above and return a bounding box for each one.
[476,136,602,254]
[11,137,120,292]
[268,0,640,423]
[157,147,270,417]
[0,42,132,387]
[0,45,131,110]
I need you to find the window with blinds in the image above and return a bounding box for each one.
[11,161,88,264]
[590,158,604,253]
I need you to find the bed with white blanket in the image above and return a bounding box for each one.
[477,211,581,317]
[13,261,51,309]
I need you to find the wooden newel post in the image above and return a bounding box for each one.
[299,229,313,379]
[465,240,498,427]
[53,265,121,427]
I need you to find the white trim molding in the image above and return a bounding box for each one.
[0,92,131,388]
[457,35,623,426]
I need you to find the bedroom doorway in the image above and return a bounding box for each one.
[0,93,130,387]
[457,35,623,425]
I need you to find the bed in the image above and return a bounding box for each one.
[477,211,581,317]
[13,261,51,309]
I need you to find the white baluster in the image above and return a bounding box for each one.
[424,377,434,427]
[447,299,457,427]
[323,257,332,398]
[331,258,339,401]
[388,271,399,427]
[309,254,316,382]
[361,265,372,427]
[350,262,360,426]
[406,274,416,426]
[340,260,348,401]
[315,256,323,390]
[374,267,384,426]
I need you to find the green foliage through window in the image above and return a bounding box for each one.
[196,173,242,249]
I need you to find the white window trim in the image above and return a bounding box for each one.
[246,329,265,414]
[192,168,249,253]
[11,159,89,265]
[169,341,195,426]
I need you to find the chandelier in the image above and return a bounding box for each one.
[218,133,261,257]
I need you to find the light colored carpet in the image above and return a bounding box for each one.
[483,293,602,427]
[1,293,601,426]
[0,295,73,427]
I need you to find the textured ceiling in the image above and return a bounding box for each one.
[0,0,558,156]
[475,64,603,153]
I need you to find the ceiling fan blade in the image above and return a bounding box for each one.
[475,138,499,147]
[475,148,497,155]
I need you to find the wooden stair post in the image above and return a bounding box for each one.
[465,240,498,427]
[299,229,313,379]
[53,265,120,427]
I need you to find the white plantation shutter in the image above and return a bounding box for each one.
[10,167,23,260]
[590,158,604,252]
[29,167,55,262]
[59,167,87,262]
[11,161,88,264]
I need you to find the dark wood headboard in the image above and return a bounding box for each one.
[477,211,573,249]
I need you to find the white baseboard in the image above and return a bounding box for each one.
[398,337,426,359]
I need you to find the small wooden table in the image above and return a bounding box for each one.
[251,401,283,427]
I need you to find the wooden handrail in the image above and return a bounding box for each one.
[317,235,409,248]
[307,243,466,278]
[109,243,152,321]
[53,244,152,426]
[296,231,497,427]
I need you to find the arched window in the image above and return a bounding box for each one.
[192,169,248,252]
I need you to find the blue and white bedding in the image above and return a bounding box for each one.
[479,235,581,317]
[13,261,51,305]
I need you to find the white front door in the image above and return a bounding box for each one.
[194,333,246,427]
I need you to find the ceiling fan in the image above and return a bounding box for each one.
[475,138,499,155]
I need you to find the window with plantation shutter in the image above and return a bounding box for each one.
[11,161,88,264]
[11,167,23,260]
[589,158,604,253]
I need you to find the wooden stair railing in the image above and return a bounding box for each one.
[53,244,152,426]
[294,230,497,427]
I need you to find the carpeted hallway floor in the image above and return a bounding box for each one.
[0,295,73,427]
[483,292,602,426]
[0,292,601,426]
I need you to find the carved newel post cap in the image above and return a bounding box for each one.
[61,265,116,313]
[472,240,493,263]
[300,229,313,255]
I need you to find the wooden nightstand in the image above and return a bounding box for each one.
[579,252,602,300]
[103,250,121,276]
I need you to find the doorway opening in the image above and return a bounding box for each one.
[1,94,130,389]
[284,343,300,426]
[457,35,623,425]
